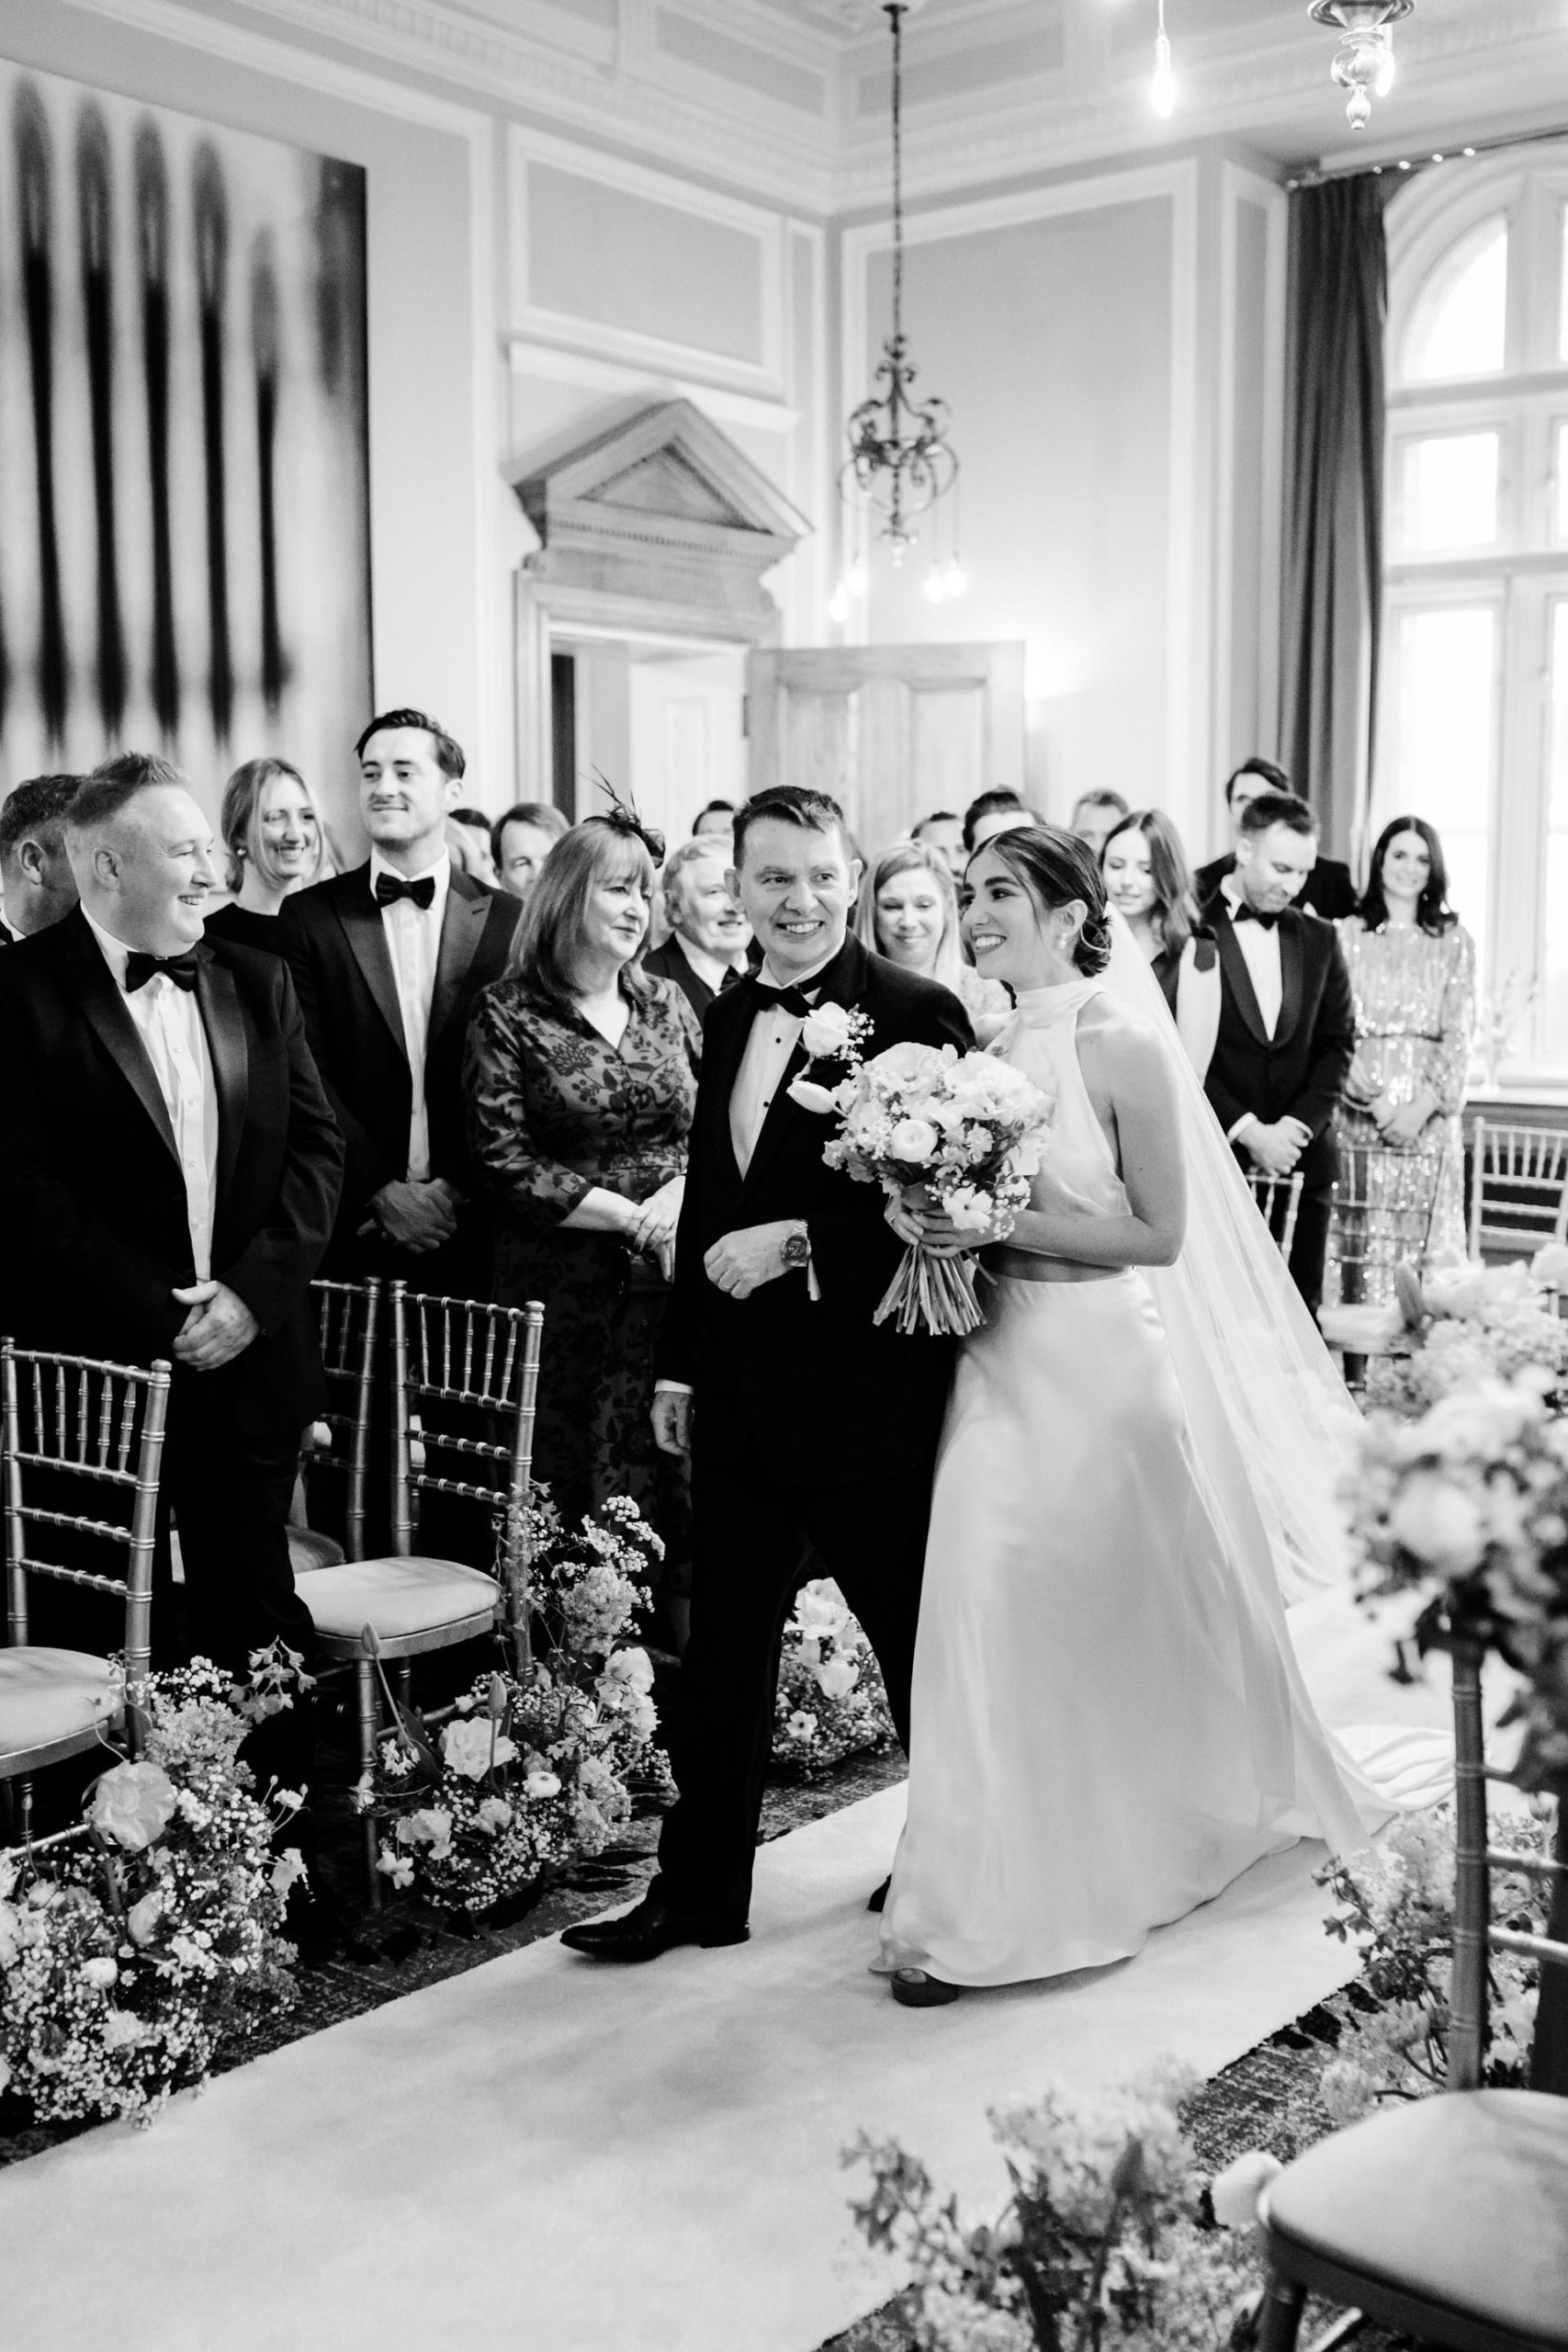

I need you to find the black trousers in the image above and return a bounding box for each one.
[653,1395,932,1924]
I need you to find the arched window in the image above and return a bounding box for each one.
[1381,155,1568,1080]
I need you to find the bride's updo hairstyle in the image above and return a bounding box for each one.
[976,822,1113,976]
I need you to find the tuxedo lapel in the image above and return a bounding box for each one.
[739,935,866,1204]
[196,951,248,1203]
[702,988,755,1188]
[65,914,181,1167]
[333,870,406,1060]
[1214,912,1274,1050]
[430,871,490,1046]
[1276,913,1305,1045]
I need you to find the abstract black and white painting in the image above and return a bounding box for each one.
[0,63,370,843]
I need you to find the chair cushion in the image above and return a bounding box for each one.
[297,1555,499,1642]
[0,1650,119,1764]
[1266,2090,1568,2346]
[1318,1303,1410,1352]
[288,1526,344,1575]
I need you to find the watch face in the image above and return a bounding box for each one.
[783,1231,809,1268]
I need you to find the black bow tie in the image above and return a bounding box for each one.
[125,949,199,993]
[742,973,817,1018]
[1232,903,1280,930]
[375,871,436,911]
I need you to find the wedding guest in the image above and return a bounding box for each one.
[910,809,966,881]
[1099,809,1219,1074]
[492,801,570,902]
[561,784,972,1965]
[1194,757,1357,922]
[963,787,1040,854]
[466,815,700,1645]
[1069,788,1129,861]
[0,752,343,1793]
[204,757,323,953]
[642,836,751,1018]
[1335,815,1476,1295]
[447,806,500,889]
[854,841,1010,1032]
[693,799,738,841]
[280,707,520,1297]
[0,773,84,942]
[1202,788,1356,1314]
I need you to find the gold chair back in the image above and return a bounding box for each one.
[305,1277,381,1561]
[1468,1117,1568,1261]
[1247,1171,1304,1260]
[1,1339,171,1751]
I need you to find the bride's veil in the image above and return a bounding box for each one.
[1100,905,1359,1600]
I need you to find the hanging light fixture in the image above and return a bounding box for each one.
[1151,0,1176,119]
[1310,0,1414,132]
[840,2,959,582]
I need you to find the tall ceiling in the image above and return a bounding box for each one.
[244,0,1568,208]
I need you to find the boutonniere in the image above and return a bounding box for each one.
[787,1003,874,1114]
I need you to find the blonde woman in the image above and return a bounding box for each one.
[854,840,1010,1034]
[205,756,323,950]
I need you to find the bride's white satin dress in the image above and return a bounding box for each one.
[875,979,1390,1989]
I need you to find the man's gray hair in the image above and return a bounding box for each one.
[661,833,730,910]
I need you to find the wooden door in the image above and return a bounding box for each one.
[745,641,1026,850]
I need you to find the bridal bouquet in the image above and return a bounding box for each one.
[807,1040,1055,1336]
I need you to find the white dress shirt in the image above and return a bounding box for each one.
[674,934,745,1001]
[1221,876,1283,1038]
[369,848,451,1182]
[85,910,220,1279]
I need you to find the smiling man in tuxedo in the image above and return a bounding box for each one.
[563,786,973,1964]
[1202,788,1356,1316]
[0,753,343,1747]
[280,708,520,1296]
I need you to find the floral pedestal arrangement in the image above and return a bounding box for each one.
[367,1494,670,1916]
[772,1580,897,1781]
[0,1651,309,2128]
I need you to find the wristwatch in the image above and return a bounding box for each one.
[780,1220,811,1272]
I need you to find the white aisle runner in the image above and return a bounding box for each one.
[0,1594,1457,2352]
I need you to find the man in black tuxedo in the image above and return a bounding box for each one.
[1201,789,1356,1316]
[563,786,973,1962]
[640,836,752,1019]
[0,772,85,943]
[0,754,343,1737]
[1194,757,1357,923]
[279,707,520,1297]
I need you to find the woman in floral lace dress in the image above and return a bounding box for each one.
[1334,817,1476,1302]
[465,817,701,1644]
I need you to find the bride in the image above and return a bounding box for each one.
[875,824,1393,2006]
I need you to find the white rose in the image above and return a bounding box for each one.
[80,1955,118,1991]
[1210,2149,1282,2229]
[815,1657,860,1701]
[90,1760,177,1853]
[889,1117,940,1164]
[525,1770,562,1800]
[1388,1470,1486,1571]
[440,1717,518,1781]
[604,1646,655,1693]
[125,1892,164,1947]
[800,1004,856,1060]
[475,1795,513,1835]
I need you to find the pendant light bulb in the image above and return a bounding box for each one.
[1151,28,1176,119]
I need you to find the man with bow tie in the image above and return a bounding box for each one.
[0,752,343,1724]
[280,708,520,1296]
[1201,787,1356,1315]
[563,785,973,1965]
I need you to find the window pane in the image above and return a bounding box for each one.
[1540,601,1568,1064]
[1383,605,1495,979]
[1400,432,1499,551]
[1403,215,1508,381]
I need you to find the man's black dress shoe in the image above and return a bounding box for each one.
[866,1875,891,1914]
[559,1894,749,1962]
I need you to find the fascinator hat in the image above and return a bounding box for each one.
[584,771,665,868]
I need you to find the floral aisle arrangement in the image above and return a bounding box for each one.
[795,1037,1055,1336]
[847,2060,1264,2351]
[772,1580,897,1780]
[1363,1250,1568,1416]
[369,1493,668,1913]
[0,1648,309,2127]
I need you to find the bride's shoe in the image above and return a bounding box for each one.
[890,1966,961,2007]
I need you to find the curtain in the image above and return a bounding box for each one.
[1280,174,1390,877]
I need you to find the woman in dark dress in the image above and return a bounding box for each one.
[202,756,324,951]
[465,816,701,1646]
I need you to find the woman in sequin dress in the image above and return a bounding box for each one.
[1334,817,1476,1301]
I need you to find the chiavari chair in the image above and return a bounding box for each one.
[1247,1170,1304,1261]
[299,1276,382,1566]
[1469,1119,1568,1263]
[1,1339,172,1839]
[292,1283,543,1897]
[1255,1639,1568,2349]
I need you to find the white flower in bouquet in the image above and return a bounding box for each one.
[815,1656,861,1701]
[440,1716,519,1781]
[90,1760,178,1853]
[1210,2149,1283,2229]
[1531,1240,1568,1290]
[1386,1468,1487,1572]
[799,1002,864,1063]
[474,1795,513,1835]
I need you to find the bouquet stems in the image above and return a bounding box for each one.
[874,1244,986,1337]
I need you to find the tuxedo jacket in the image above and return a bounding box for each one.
[659,935,973,1485]
[0,910,344,1434]
[1202,904,1356,1192]
[279,862,520,1243]
[640,934,738,1023]
[1195,850,1358,924]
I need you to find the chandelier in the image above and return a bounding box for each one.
[840,2,960,594]
[1310,0,1415,132]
